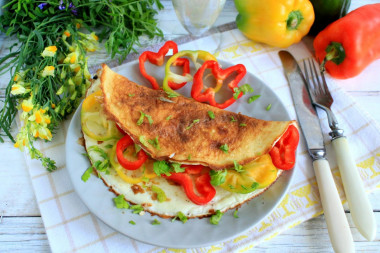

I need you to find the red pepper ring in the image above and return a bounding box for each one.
[191,60,247,109]
[115,123,127,135]
[164,171,216,205]
[269,125,300,170]
[116,134,148,170]
[138,40,190,90]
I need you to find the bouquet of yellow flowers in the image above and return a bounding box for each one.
[0,0,163,171]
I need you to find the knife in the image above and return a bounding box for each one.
[279,50,355,253]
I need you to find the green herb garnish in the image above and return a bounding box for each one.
[210,210,224,225]
[230,116,237,122]
[87,146,111,174]
[172,211,188,224]
[233,161,244,172]
[131,204,144,214]
[186,119,200,130]
[153,160,171,176]
[152,219,161,225]
[266,104,272,111]
[104,144,114,149]
[209,169,227,186]
[137,111,153,126]
[248,95,261,104]
[239,123,247,127]
[139,136,147,146]
[166,115,173,121]
[220,144,229,154]
[208,111,215,119]
[172,163,185,173]
[81,167,93,182]
[148,136,160,150]
[233,210,239,218]
[166,91,180,98]
[113,195,130,209]
[233,84,254,99]
[129,220,136,225]
[128,94,135,97]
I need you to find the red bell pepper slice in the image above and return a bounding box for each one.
[269,125,299,170]
[116,134,148,170]
[115,123,127,135]
[191,60,247,109]
[139,40,190,90]
[164,165,216,205]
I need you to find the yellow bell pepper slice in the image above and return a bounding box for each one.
[219,154,278,194]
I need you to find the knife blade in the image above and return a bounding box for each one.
[279,50,355,253]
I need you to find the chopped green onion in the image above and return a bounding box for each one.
[152,219,161,225]
[230,116,237,122]
[128,94,135,97]
[208,111,215,119]
[166,115,173,121]
[248,95,260,104]
[233,210,239,218]
[186,119,200,130]
[81,167,93,182]
[113,195,130,209]
[266,104,272,111]
[129,220,136,225]
[239,123,246,127]
[210,210,224,225]
[137,111,153,126]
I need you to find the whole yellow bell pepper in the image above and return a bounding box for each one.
[235,0,315,48]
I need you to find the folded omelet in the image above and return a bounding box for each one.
[101,64,291,170]
[81,64,295,218]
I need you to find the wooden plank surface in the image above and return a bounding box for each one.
[1,0,380,252]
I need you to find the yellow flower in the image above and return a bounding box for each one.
[29,108,51,126]
[32,125,52,140]
[79,32,100,52]
[11,82,30,95]
[64,51,79,64]
[76,23,81,29]
[63,30,71,40]
[14,127,29,151]
[21,97,34,113]
[41,46,57,57]
[41,66,55,77]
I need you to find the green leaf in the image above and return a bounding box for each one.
[152,219,161,225]
[248,95,260,104]
[233,210,239,218]
[219,144,229,154]
[210,210,224,225]
[113,195,130,209]
[233,161,244,172]
[153,160,171,176]
[207,111,215,119]
[209,169,227,186]
[266,104,272,111]
[172,211,188,223]
[172,163,185,173]
[81,167,93,182]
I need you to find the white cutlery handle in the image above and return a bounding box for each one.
[313,159,355,253]
[332,136,376,241]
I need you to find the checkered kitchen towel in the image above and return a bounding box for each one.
[22,27,380,252]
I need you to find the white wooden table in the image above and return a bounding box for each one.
[1,0,379,252]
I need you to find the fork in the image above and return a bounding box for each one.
[303,58,376,242]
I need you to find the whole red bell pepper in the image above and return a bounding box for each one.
[191,60,247,109]
[313,3,380,79]
[139,41,190,89]
[116,134,148,170]
[269,125,299,170]
[164,165,216,205]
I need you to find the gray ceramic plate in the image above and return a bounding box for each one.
[65,59,294,248]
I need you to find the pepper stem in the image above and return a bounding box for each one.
[287,10,304,30]
[321,42,346,70]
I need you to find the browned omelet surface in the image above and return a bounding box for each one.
[101,64,293,170]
